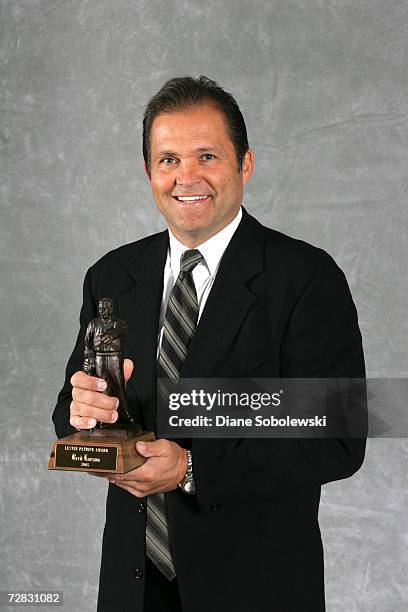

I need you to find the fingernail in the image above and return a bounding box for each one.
[97,379,107,391]
[87,419,97,428]
[111,412,118,422]
[137,442,145,452]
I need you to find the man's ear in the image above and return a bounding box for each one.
[242,149,254,185]
[144,161,151,180]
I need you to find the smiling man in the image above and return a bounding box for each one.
[53,76,366,612]
[147,103,253,246]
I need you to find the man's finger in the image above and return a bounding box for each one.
[71,400,118,424]
[136,439,166,457]
[114,467,149,485]
[70,414,97,429]
[123,359,134,383]
[72,387,119,411]
[70,370,107,392]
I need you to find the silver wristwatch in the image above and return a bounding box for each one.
[178,449,195,494]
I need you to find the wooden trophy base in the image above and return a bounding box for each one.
[48,427,155,474]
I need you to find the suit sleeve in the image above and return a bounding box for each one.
[193,256,367,509]
[52,268,98,439]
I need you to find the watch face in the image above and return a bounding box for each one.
[183,480,196,494]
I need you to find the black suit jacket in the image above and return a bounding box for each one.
[53,209,366,612]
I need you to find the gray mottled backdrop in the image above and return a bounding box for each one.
[1,1,407,610]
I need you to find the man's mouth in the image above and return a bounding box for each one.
[172,195,211,203]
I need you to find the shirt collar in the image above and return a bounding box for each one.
[168,207,242,277]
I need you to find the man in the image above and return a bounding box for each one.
[53,76,366,611]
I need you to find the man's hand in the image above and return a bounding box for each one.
[100,333,114,344]
[69,359,134,429]
[108,439,188,497]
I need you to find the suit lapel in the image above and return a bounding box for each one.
[182,210,265,378]
[117,231,168,427]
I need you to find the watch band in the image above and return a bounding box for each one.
[178,449,195,494]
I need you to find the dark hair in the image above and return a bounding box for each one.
[143,75,249,173]
[99,297,113,308]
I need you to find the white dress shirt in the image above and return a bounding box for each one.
[158,207,243,348]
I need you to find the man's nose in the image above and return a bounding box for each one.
[175,160,201,186]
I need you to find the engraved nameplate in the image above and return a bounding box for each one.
[55,443,118,471]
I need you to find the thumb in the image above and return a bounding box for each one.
[136,440,158,457]
[123,358,134,383]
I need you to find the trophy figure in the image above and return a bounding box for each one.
[83,297,136,429]
[48,298,154,473]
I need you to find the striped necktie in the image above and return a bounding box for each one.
[146,249,204,580]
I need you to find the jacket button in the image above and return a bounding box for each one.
[137,502,146,513]
[134,568,144,580]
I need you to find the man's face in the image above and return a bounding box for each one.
[147,104,253,247]
[99,301,113,319]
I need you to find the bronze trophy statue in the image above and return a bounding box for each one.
[48,298,154,473]
[83,297,136,428]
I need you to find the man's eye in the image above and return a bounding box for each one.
[201,154,215,161]
[160,157,177,165]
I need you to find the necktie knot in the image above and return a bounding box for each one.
[180,249,203,274]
